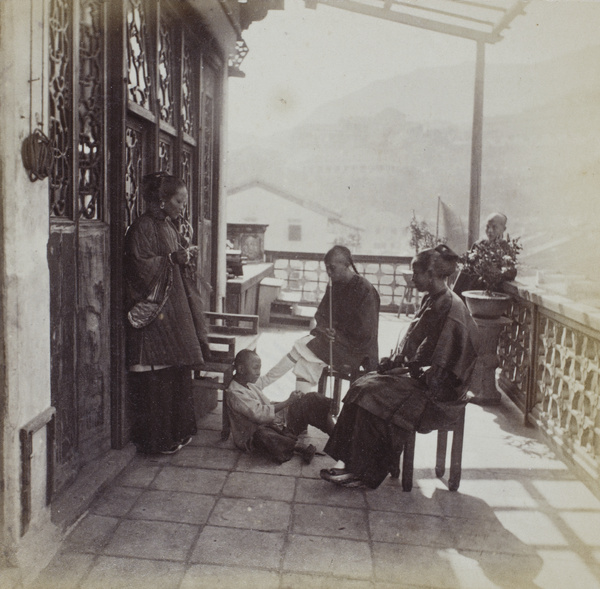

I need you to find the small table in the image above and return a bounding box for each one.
[226,262,274,315]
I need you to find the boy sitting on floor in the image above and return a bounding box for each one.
[226,349,336,464]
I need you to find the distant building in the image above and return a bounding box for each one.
[227,180,361,253]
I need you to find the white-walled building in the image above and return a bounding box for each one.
[227,180,361,253]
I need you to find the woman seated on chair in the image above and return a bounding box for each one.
[320,245,478,489]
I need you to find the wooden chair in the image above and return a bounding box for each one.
[392,405,467,492]
[398,273,421,317]
[194,312,259,440]
[317,364,366,416]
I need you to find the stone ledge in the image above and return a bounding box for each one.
[51,445,136,531]
[503,280,600,333]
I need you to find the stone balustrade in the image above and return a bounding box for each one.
[264,250,412,312]
[498,280,600,487]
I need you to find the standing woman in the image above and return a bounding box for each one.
[124,172,209,454]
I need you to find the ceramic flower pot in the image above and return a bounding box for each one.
[463,290,511,319]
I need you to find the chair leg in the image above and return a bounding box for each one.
[401,433,416,492]
[435,431,448,478]
[221,367,234,441]
[332,377,342,416]
[448,413,465,492]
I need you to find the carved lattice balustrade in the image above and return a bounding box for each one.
[498,285,600,484]
[264,251,412,313]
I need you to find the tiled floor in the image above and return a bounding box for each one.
[31,319,600,589]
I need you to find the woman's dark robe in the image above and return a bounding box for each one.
[324,287,478,488]
[306,274,380,372]
[124,209,208,453]
[124,210,208,367]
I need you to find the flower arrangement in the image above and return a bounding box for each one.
[408,213,438,253]
[460,236,522,294]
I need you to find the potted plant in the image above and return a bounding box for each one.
[460,235,521,319]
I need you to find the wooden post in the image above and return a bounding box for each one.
[468,40,485,247]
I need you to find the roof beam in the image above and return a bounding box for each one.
[444,0,506,13]
[391,0,495,29]
[491,0,529,36]
[307,0,500,43]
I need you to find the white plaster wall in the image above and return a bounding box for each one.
[0,0,58,575]
[228,188,335,253]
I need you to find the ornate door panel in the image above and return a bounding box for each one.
[124,0,222,306]
[48,0,111,494]
[199,59,221,307]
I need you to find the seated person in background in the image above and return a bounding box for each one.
[320,245,478,489]
[453,212,517,297]
[265,245,380,392]
[226,350,336,465]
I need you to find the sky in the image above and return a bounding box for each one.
[228,0,600,138]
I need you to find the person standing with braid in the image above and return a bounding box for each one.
[124,172,210,455]
[265,246,380,392]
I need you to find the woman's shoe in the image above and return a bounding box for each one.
[159,444,181,455]
[340,477,366,488]
[320,468,356,484]
[179,436,193,448]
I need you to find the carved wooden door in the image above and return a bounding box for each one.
[48,0,111,495]
[48,0,223,495]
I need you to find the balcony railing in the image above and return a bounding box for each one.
[265,250,413,312]
[498,281,600,487]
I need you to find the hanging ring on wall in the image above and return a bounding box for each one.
[21,128,53,182]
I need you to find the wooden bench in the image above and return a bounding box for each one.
[194,312,259,440]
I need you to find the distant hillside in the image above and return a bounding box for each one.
[227,45,600,274]
[303,45,600,127]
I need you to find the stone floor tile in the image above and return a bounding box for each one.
[222,471,296,501]
[369,511,453,547]
[236,451,303,476]
[208,497,291,531]
[365,479,446,516]
[170,446,239,470]
[373,542,491,588]
[450,548,544,589]
[189,428,236,449]
[457,479,539,508]
[295,477,367,509]
[532,480,600,510]
[535,549,600,589]
[79,556,185,589]
[283,534,372,579]
[196,411,223,431]
[494,509,569,547]
[64,514,120,553]
[152,465,228,495]
[180,564,280,589]
[89,486,144,517]
[116,462,161,488]
[300,452,338,479]
[559,511,600,546]
[428,486,506,521]
[102,520,199,561]
[292,503,369,540]
[281,572,374,589]
[189,525,284,569]
[449,514,546,555]
[0,567,22,589]
[128,489,215,524]
[30,552,95,589]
